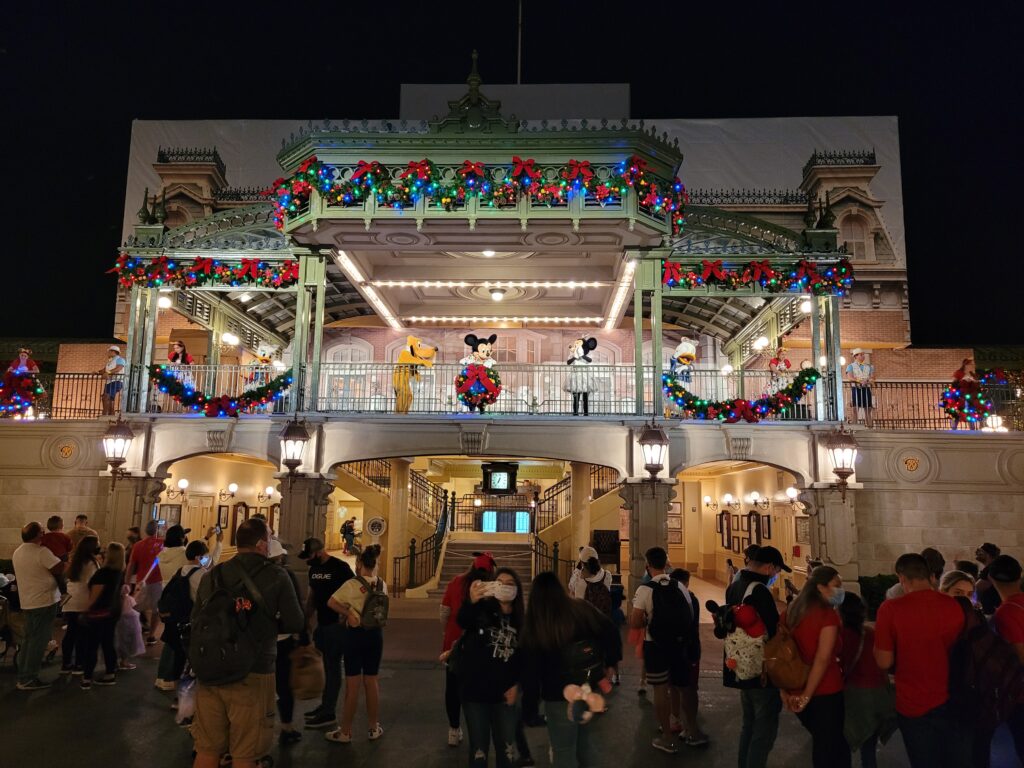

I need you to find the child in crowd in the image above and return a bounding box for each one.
[115,583,145,670]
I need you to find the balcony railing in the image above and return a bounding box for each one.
[842,380,1021,431]
[141,364,297,415]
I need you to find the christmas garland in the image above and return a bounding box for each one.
[663,258,854,296]
[149,364,294,417]
[109,255,299,290]
[0,371,44,417]
[662,367,822,423]
[454,364,503,408]
[939,368,1006,425]
[266,155,687,233]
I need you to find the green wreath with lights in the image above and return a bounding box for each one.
[149,364,294,417]
[662,367,822,423]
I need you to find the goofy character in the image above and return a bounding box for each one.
[563,337,598,416]
[392,335,437,414]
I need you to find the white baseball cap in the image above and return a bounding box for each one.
[108,345,121,353]
[851,348,864,356]
[268,538,286,558]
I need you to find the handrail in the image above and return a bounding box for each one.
[392,499,449,596]
[530,535,574,587]
[337,459,392,494]
[590,465,620,499]
[409,471,447,526]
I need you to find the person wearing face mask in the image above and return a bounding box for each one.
[779,566,850,768]
[723,545,791,768]
[451,567,525,768]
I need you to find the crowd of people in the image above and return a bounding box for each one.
[7,519,1024,768]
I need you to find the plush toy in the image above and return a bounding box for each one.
[563,337,598,416]
[767,345,792,394]
[454,333,501,412]
[671,339,698,383]
[392,335,437,414]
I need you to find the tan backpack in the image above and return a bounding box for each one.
[763,618,810,690]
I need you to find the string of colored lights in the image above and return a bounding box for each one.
[662,367,821,423]
[149,365,294,418]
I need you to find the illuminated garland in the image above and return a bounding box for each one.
[939,368,1006,425]
[149,364,294,418]
[662,258,854,296]
[662,367,821,423]
[266,155,687,233]
[0,371,44,417]
[109,254,300,290]
[454,364,503,409]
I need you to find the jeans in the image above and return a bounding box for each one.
[464,700,517,768]
[897,702,972,768]
[17,603,58,684]
[795,691,851,768]
[314,621,345,713]
[738,686,782,768]
[84,616,117,680]
[544,698,595,767]
[445,668,461,729]
[276,637,296,724]
[61,611,82,669]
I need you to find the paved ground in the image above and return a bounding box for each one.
[3,578,1020,767]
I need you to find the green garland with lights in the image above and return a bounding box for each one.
[0,371,45,417]
[662,367,822,423]
[109,254,299,290]
[149,364,294,418]
[662,258,854,296]
[266,154,687,233]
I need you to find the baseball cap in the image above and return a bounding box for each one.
[108,345,121,353]
[989,555,1023,583]
[752,545,792,573]
[268,538,286,559]
[164,525,191,547]
[579,546,599,562]
[851,348,864,356]
[472,551,496,571]
[298,537,324,559]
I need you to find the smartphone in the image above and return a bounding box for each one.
[214,526,221,534]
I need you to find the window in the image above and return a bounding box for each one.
[493,336,517,363]
[841,214,868,260]
[525,338,539,363]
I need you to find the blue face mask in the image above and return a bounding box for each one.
[768,573,779,587]
[828,587,845,608]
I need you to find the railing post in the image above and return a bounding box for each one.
[408,538,417,589]
[552,540,559,571]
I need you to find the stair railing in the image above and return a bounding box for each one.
[337,459,392,494]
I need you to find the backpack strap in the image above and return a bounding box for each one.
[234,559,270,617]
[355,574,379,594]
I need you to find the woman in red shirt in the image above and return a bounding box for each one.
[780,565,851,768]
[839,592,896,768]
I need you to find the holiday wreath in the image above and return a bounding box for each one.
[0,371,45,417]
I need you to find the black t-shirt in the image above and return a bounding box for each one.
[457,599,522,703]
[88,567,124,619]
[308,556,354,626]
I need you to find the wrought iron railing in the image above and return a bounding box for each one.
[802,149,877,177]
[452,494,534,533]
[392,501,450,596]
[157,146,226,177]
[29,373,126,420]
[590,465,620,499]
[842,380,1021,431]
[142,364,295,415]
[409,472,447,526]
[534,476,571,532]
[666,369,838,422]
[531,536,574,587]
[313,362,656,416]
[688,188,809,206]
[337,459,392,493]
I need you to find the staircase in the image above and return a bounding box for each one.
[427,538,535,599]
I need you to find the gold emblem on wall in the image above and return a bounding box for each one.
[903,457,920,472]
[58,443,75,459]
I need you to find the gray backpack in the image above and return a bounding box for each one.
[356,576,389,629]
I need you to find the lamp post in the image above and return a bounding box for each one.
[280,418,311,485]
[825,426,858,501]
[101,416,135,490]
[637,420,669,479]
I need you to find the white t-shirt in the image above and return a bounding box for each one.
[12,542,61,610]
[65,559,99,612]
[845,360,874,384]
[570,567,612,599]
[632,573,692,642]
[105,355,126,375]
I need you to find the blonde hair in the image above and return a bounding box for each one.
[939,570,974,594]
[104,542,126,572]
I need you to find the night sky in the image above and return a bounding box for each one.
[2,3,1020,345]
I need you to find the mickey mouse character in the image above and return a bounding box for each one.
[563,337,598,416]
[454,333,502,412]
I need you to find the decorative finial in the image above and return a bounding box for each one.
[467,49,481,99]
[154,190,167,224]
[803,192,817,230]
[136,187,151,224]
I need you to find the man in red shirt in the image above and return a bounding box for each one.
[39,515,73,562]
[874,552,967,767]
[127,520,164,644]
[989,555,1024,762]
[439,552,495,747]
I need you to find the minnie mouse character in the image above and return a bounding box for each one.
[6,347,40,376]
[767,344,791,394]
[563,337,598,416]
[454,333,502,412]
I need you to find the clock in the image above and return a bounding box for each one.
[482,462,518,495]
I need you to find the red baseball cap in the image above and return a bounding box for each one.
[472,551,496,571]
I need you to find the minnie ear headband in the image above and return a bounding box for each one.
[17,347,31,356]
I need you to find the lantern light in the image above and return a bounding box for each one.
[825,427,859,501]
[636,420,669,479]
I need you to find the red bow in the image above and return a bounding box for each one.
[459,160,485,178]
[351,160,382,181]
[663,261,683,285]
[297,156,318,174]
[204,395,239,418]
[236,259,262,280]
[562,159,594,183]
[106,254,129,274]
[278,260,300,285]
[623,154,648,184]
[456,364,499,395]
[746,260,776,283]
[512,156,540,180]
[399,159,432,181]
[794,260,817,281]
[723,399,759,424]
[701,260,727,282]
[192,257,214,276]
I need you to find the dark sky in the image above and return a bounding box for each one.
[2,3,1020,346]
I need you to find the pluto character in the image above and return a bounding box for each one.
[563,337,598,416]
[392,335,437,414]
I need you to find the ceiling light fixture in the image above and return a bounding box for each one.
[604,259,637,331]
[800,298,813,314]
[404,315,603,325]
[333,249,402,330]
[490,288,505,302]
[157,296,173,310]
[221,332,240,346]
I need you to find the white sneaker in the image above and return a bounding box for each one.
[448,727,463,747]
[325,728,351,743]
[368,724,384,740]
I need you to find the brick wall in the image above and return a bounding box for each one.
[57,343,116,374]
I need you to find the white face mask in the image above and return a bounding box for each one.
[493,583,518,603]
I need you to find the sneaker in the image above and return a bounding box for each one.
[145,636,158,646]
[60,666,74,675]
[118,662,137,671]
[303,708,324,720]
[178,716,194,728]
[93,675,116,686]
[279,730,302,746]
[325,729,351,743]
[368,724,384,740]
[80,679,92,690]
[611,673,620,686]
[684,732,710,747]
[305,712,337,729]
[71,666,84,676]
[16,678,51,691]
[448,727,463,747]
[652,737,679,754]
[155,679,176,691]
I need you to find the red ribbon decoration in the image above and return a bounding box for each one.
[236,259,262,280]
[747,260,776,283]
[663,261,683,285]
[459,160,485,178]
[351,160,381,181]
[562,159,594,183]
[398,159,432,181]
[512,156,540,180]
[106,254,129,274]
[701,259,727,282]
[281,260,299,283]
[723,399,759,424]
[297,156,318,174]
[192,257,214,276]
[456,364,498,395]
[794,260,817,281]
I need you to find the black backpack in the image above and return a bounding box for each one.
[188,560,271,686]
[583,578,613,617]
[158,565,199,625]
[564,636,604,687]
[647,578,692,648]
[949,597,1024,731]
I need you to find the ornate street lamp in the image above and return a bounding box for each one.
[101,416,135,490]
[637,420,669,479]
[825,426,859,501]
[280,418,311,483]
